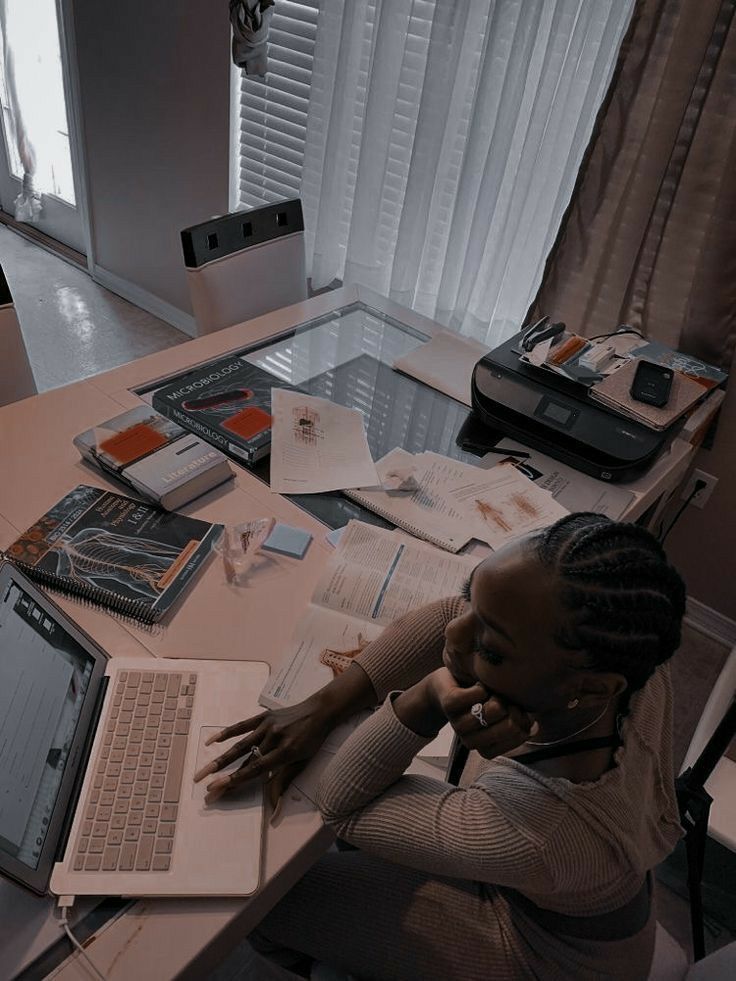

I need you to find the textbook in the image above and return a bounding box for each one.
[259,520,479,708]
[1,485,222,624]
[74,405,233,511]
[152,356,296,465]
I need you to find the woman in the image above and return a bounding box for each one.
[196,513,686,980]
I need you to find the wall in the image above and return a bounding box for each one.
[70,0,231,331]
[667,382,736,624]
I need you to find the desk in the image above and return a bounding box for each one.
[0,285,699,980]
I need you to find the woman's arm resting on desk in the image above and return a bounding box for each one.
[196,661,377,804]
[197,597,463,804]
[315,682,554,890]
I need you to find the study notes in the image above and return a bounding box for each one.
[269,390,379,494]
[345,448,568,552]
[259,520,479,708]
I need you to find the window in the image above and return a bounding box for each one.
[234,0,319,207]
[233,1,634,343]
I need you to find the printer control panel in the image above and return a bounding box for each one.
[534,396,580,431]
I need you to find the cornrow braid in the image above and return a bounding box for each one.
[532,513,686,692]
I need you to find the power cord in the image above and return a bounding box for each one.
[659,479,706,543]
[587,324,645,342]
[57,896,107,981]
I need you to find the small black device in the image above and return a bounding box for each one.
[629,359,673,407]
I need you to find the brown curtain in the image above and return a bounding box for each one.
[529,0,736,373]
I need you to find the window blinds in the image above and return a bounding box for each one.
[236,0,319,207]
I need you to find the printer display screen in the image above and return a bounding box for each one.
[541,401,573,426]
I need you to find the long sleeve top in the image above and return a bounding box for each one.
[316,597,683,918]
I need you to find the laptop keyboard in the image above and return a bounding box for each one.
[72,670,196,873]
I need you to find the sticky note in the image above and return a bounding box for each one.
[262,523,313,559]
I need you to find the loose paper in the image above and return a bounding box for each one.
[392,330,490,406]
[442,463,568,549]
[484,445,635,520]
[269,390,379,494]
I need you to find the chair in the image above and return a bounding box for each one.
[648,926,736,979]
[181,198,307,337]
[0,263,37,406]
[675,648,736,961]
[680,645,736,853]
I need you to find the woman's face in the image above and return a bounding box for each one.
[443,537,586,714]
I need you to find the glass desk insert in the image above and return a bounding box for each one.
[135,300,479,531]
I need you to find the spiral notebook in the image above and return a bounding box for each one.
[343,448,569,552]
[342,448,470,552]
[1,485,222,623]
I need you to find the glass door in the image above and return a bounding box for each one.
[0,0,85,253]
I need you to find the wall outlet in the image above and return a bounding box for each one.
[681,469,718,509]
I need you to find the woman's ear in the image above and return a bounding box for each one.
[572,671,627,708]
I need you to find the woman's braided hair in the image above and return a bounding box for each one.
[531,512,686,692]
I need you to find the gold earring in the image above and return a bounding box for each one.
[567,698,579,709]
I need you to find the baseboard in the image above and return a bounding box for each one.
[685,597,736,649]
[91,265,197,337]
[0,210,87,270]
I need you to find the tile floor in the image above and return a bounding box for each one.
[0,224,186,392]
[4,227,735,978]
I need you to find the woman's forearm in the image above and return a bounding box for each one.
[308,662,379,724]
[354,596,464,700]
[393,677,447,737]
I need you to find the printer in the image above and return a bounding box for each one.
[467,330,674,482]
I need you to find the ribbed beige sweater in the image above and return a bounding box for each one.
[256,597,683,980]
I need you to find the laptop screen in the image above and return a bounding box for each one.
[0,575,96,873]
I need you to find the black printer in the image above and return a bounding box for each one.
[467,331,674,482]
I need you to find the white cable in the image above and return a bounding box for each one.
[58,906,107,981]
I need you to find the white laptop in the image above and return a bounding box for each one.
[0,561,268,898]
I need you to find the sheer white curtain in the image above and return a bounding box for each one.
[300,0,634,345]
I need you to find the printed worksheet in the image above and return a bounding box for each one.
[259,520,479,708]
[269,390,379,494]
[443,464,568,549]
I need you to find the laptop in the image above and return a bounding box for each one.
[0,561,268,898]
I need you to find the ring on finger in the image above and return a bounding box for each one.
[471,702,488,728]
[250,745,263,761]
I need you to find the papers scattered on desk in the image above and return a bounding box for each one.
[486,443,635,519]
[344,448,470,551]
[259,520,479,708]
[392,330,491,406]
[269,390,379,494]
[344,448,568,552]
[442,459,568,550]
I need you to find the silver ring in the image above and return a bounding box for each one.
[250,745,263,761]
[471,702,488,728]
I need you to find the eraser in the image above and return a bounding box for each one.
[262,523,313,559]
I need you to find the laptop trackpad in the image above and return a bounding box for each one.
[192,727,261,810]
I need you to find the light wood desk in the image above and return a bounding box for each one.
[0,286,700,980]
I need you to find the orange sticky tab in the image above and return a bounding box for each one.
[222,406,272,439]
[99,423,167,464]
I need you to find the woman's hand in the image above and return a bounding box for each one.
[427,668,536,760]
[194,663,379,807]
[194,696,336,806]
